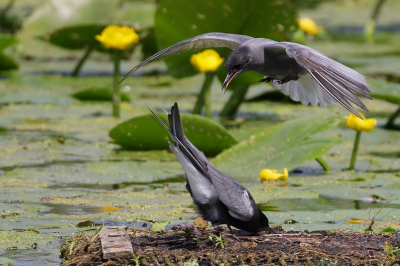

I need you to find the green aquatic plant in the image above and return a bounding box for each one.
[209,233,225,249]
[190,49,224,118]
[346,112,377,170]
[213,114,341,178]
[96,25,139,118]
[109,112,238,156]
[131,252,146,266]
[385,242,400,259]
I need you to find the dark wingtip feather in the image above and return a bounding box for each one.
[308,71,364,119]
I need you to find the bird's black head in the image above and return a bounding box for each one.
[222,47,251,92]
[259,210,274,233]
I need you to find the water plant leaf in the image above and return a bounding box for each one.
[71,88,131,102]
[0,34,19,70]
[38,25,107,50]
[154,0,297,79]
[0,34,18,51]
[151,221,169,232]
[383,227,396,233]
[109,113,238,156]
[0,53,19,71]
[370,93,400,105]
[76,221,96,228]
[212,114,342,178]
[368,78,400,105]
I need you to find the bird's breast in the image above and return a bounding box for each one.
[252,50,307,79]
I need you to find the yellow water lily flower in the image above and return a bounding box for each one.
[298,17,323,36]
[96,25,139,50]
[260,168,288,181]
[190,49,224,73]
[346,113,377,131]
[345,218,372,224]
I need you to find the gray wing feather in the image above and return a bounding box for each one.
[265,42,371,118]
[207,165,254,221]
[147,105,208,176]
[120,32,253,83]
[149,102,255,222]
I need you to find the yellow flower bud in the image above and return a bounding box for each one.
[298,17,323,36]
[190,49,224,73]
[260,168,288,181]
[95,25,139,50]
[346,113,377,132]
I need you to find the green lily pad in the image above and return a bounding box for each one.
[71,88,131,102]
[370,93,400,105]
[151,221,170,232]
[0,34,18,51]
[0,53,18,71]
[0,257,14,265]
[109,113,238,156]
[383,227,396,233]
[154,0,297,79]
[212,114,342,178]
[368,78,400,105]
[0,34,19,70]
[38,25,107,50]
[39,24,147,56]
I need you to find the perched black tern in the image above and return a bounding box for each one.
[148,102,272,233]
[122,33,372,118]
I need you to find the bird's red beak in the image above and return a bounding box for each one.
[222,71,239,93]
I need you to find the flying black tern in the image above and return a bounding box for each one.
[148,102,272,233]
[122,33,372,118]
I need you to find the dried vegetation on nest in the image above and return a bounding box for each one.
[60,224,400,266]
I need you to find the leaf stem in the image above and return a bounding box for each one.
[71,45,94,77]
[315,157,331,173]
[219,84,249,119]
[112,49,121,118]
[349,131,362,170]
[192,72,214,118]
[384,106,400,129]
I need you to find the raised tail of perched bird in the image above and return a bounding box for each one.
[148,103,272,233]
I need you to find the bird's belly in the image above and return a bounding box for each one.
[254,64,307,80]
[253,54,307,79]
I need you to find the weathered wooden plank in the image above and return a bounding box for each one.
[99,226,133,260]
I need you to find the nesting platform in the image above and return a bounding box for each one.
[60,225,400,265]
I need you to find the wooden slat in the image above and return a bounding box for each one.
[99,226,133,259]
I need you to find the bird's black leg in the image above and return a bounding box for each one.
[276,76,299,84]
[258,77,274,83]
[212,223,222,232]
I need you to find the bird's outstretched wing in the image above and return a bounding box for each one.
[120,32,253,83]
[264,43,371,118]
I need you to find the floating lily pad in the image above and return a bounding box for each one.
[39,24,145,56]
[109,113,238,156]
[39,25,107,51]
[212,114,342,178]
[71,88,131,102]
[0,34,19,71]
[370,93,400,105]
[0,53,19,71]
[0,34,18,51]
[383,227,396,233]
[368,78,400,105]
